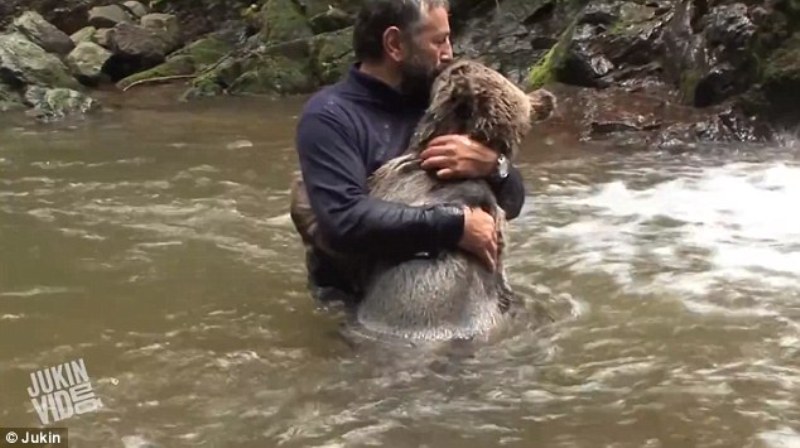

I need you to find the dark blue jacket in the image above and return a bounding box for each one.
[295,64,526,259]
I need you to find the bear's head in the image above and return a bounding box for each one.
[408,59,556,160]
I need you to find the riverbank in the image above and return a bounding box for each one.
[1,0,798,148]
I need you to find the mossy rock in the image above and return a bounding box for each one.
[311,26,354,85]
[760,33,800,117]
[116,36,234,90]
[23,85,98,121]
[116,55,195,89]
[228,54,315,95]
[0,33,82,91]
[679,69,703,105]
[526,18,577,89]
[260,0,313,44]
[298,0,361,18]
[0,82,24,111]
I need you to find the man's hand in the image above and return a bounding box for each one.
[459,206,498,272]
[419,135,498,180]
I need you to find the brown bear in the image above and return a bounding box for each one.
[290,59,556,341]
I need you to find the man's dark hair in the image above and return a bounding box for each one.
[353,0,450,63]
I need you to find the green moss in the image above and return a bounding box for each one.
[527,46,558,89]
[117,36,234,90]
[310,26,354,85]
[228,54,315,95]
[763,34,800,84]
[259,0,313,43]
[0,83,23,111]
[117,55,195,89]
[679,70,702,104]
[181,36,234,67]
[525,17,577,89]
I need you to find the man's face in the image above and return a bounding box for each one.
[398,6,453,101]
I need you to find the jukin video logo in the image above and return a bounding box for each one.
[27,358,103,425]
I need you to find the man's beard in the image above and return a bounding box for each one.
[398,57,445,106]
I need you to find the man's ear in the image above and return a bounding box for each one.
[383,26,405,63]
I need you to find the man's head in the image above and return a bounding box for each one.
[354,0,453,101]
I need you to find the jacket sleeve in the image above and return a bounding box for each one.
[487,164,526,220]
[296,111,465,256]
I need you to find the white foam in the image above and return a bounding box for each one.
[541,160,800,296]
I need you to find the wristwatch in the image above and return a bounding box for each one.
[492,154,510,181]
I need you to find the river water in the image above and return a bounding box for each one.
[1,87,799,448]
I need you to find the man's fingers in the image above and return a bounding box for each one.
[484,249,497,272]
[436,168,456,179]
[419,143,456,159]
[426,135,456,147]
[420,155,454,170]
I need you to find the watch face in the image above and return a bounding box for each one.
[498,155,509,177]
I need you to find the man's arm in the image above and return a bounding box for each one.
[295,111,465,257]
[487,165,525,220]
[418,135,526,219]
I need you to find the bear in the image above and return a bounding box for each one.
[290,59,556,342]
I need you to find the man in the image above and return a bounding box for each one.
[291,0,526,304]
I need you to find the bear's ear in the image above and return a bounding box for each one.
[528,88,557,122]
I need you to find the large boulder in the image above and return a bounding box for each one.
[12,11,75,56]
[746,33,800,124]
[140,13,182,53]
[88,5,133,28]
[66,41,113,85]
[94,28,112,48]
[122,0,148,18]
[296,0,361,18]
[259,0,314,43]
[23,85,98,121]
[108,22,172,61]
[308,7,353,34]
[116,35,234,90]
[310,26,354,85]
[663,2,758,107]
[103,22,173,80]
[0,33,81,90]
[70,26,97,44]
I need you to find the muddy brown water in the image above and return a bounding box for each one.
[1,86,799,448]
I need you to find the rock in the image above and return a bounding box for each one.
[0,33,81,90]
[94,28,112,48]
[694,3,757,106]
[88,5,132,28]
[116,35,233,90]
[559,23,616,87]
[310,27,354,85]
[260,0,313,43]
[308,7,353,34]
[23,85,98,121]
[456,0,566,86]
[66,41,112,85]
[116,55,194,90]
[12,11,75,55]
[140,13,181,53]
[107,22,171,70]
[527,18,576,89]
[70,26,97,44]
[297,0,361,18]
[757,33,800,122]
[228,54,316,95]
[663,2,758,107]
[122,0,148,18]
[654,104,769,148]
[0,82,24,112]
